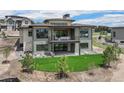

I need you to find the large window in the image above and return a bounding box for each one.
[36,44,48,51]
[36,28,48,39]
[54,44,68,51]
[80,30,89,38]
[80,43,88,49]
[55,30,68,37]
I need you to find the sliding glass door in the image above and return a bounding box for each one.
[54,44,68,51]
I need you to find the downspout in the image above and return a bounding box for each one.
[32,28,34,55]
[79,28,81,55]
[91,28,93,51]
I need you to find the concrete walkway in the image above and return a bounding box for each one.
[111,54,124,82]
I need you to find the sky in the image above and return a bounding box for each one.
[0,10,124,27]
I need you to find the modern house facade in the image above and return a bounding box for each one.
[0,15,33,31]
[19,14,95,56]
[111,27,124,44]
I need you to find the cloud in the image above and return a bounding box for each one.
[0,10,124,27]
[75,13,124,27]
[18,10,101,19]
[0,10,15,18]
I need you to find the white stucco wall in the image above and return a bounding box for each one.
[80,28,92,52]
[22,29,32,51]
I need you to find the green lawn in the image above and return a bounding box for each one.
[33,54,103,72]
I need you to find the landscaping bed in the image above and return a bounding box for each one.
[33,54,103,72]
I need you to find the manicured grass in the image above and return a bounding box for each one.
[33,54,103,72]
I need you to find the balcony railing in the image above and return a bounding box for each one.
[49,36,80,43]
[54,36,71,40]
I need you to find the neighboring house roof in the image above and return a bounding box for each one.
[72,23,96,27]
[5,15,34,23]
[43,18,75,23]
[0,19,5,23]
[111,27,124,29]
[5,15,29,19]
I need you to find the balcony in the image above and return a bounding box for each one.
[49,36,79,43]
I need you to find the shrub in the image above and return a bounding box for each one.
[103,46,114,67]
[1,32,7,39]
[56,56,69,79]
[21,53,35,74]
[2,46,12,64]
[102,43,122,68]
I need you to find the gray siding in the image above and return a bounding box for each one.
[112,28,124,44]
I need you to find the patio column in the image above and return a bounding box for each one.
[67,43,71,52]
[23,42,26,51]
[48,28,52,51]
[75,43,79,55]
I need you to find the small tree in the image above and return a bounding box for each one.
[2,46,12,63]
[103,43,122,68]
[1,31,6,39]
[103,46,114,67]
[113,43,122,60]
[21,53,34,74]
[56,56,69,79]
[117,48,122,58]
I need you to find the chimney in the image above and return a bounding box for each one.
[63,14,70,19]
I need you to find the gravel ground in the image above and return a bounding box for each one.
[111,54,124,82]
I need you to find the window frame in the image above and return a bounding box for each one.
[80,30,89,38]
[80,43,89,49]
[25,20,29,24]
[36,28,48,39]
[28,30,32,37]
[113,31,116,37]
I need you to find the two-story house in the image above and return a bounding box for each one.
[0,15,33,31]
[20,14,95,56]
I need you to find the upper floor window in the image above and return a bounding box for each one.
[113,31,116,37]
[36,28,48,39]
[80,30,89,38]
[28,30,32,37]
[8,20,14,24]
[25,20,28,24]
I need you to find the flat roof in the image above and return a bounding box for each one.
[19,24,96,29]
[43,18,75,23]
[111,27,124,29]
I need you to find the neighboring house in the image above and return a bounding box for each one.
[111,27,124,44]
[19,14,95,56]
[0,15,33,31]
[0,19,6,31]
